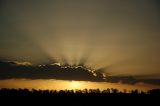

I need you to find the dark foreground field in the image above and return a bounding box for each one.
[0,88,159,105]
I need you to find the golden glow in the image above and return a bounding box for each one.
[0,79,159,92]
[70,81,81,89]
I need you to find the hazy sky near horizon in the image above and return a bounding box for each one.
[0,79,159,91]
[0,0,160,78]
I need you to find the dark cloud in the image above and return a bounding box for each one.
[107,76,160,85]
[0,60,160,85]
[0,61,103,81]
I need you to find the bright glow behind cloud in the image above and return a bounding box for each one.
[0,0,160,77]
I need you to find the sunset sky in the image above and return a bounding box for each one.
[0,0,160,91]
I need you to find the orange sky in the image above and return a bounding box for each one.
[0,0,160,90]
[0,79,159,92]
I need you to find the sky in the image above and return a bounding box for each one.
[0,0,160,90]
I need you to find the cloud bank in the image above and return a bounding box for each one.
[0,60,160,85]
